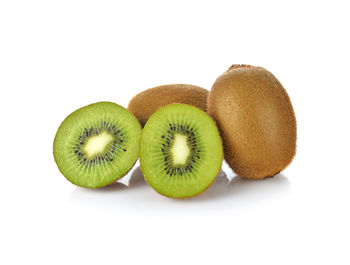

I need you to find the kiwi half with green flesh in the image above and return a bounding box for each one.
[128,84,208,126]
[53,102,141,188]
[139,104,223,198]
[208,65,296,179]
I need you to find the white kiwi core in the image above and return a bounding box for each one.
[83,131,113,158]
[171,134,190,165]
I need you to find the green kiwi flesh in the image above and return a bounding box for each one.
[139,104,223,198]
[53,102,141,188]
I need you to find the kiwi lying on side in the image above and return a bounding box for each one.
[208,65,296,179]
[139,104,223,198]
[128,84,208,126]
[53,102,141,188]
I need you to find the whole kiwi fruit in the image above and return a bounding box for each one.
[208,65,296,179]
[128,84,208,126]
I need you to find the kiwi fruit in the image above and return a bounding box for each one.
[53,102,141,188]
[128,84,208,126]
[139,104,223,198]
[208,65,296,179]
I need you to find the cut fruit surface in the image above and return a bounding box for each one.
[53,102,141,188]
[139,104,223,198]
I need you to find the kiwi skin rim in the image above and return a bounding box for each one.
[142,167,222,200]
[76,159,139,189]
[53,101,142,188]
[139,103,224,199]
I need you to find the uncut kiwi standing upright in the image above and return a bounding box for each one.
[208,65,296,179]
[128,84,208,126]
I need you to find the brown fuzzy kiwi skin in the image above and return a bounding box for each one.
[128,84,209,127]
[208,65,297,179]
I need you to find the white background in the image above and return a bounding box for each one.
[1,0,349,264]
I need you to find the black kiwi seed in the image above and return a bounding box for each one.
[71,121,128,167]
[159,123,201,177]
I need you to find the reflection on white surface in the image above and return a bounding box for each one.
[68,161,292,212]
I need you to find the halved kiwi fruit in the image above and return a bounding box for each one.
[139,104,223,198]
[208,65,296,179]
[128,84,208,126]
[53,102,141,188]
